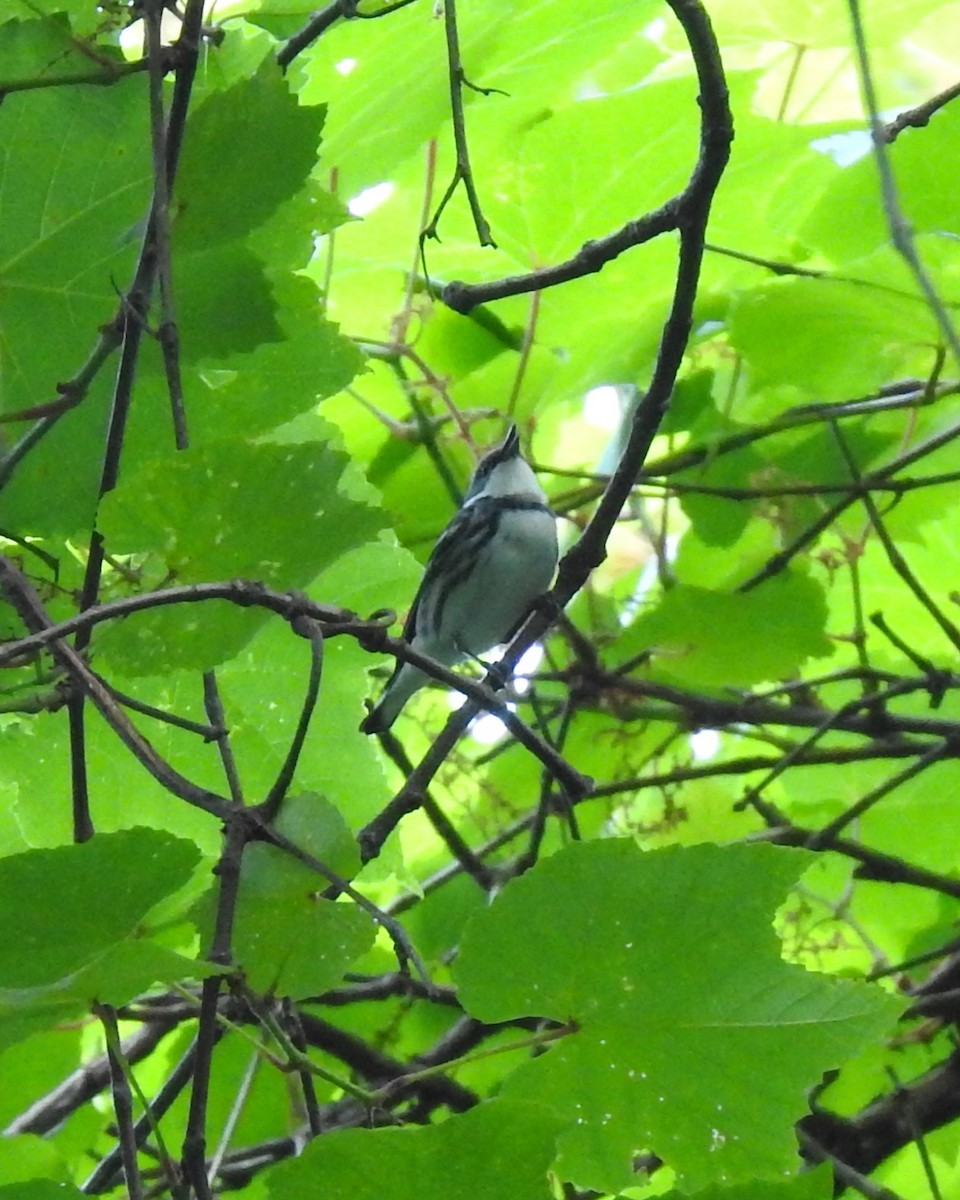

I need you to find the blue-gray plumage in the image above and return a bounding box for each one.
[361,424,558,733]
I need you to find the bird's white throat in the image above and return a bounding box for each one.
[468,456,545,503]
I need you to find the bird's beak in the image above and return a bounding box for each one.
[502,424,520,455]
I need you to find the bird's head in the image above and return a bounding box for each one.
[464,424,546,504]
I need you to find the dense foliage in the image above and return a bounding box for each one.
[1,0,959,1197]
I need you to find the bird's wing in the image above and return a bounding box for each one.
[403,497,501,641]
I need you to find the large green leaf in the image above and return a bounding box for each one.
[0,828,199,985]
[728,276,936,401]
[0,829,208,1050]
[266,1099,562,1200]
[802,106,960,263]
[620,574,832,691]
[0,14,126,89]
[0,1183,85,1200]
[662,1169,833,1200]
[173,65,326,252]
[97,430,385,672]
[455,841,900,1193]
[0,81,150,416]
[205,795,376,998]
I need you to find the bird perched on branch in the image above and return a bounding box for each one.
[361,424,558,734]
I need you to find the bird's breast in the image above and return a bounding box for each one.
[448,504,558,656]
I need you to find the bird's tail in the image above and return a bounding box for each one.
[359,663,427,734]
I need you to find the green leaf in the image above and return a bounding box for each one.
[220,801,375,997]
[802,106,960,263]
[455,841,900,1192]
[294,5,453,196]
[266,1099,562,1200]
[477,78,700,266]
[0,14,126,88]
[0,1132,71,1186]
[622,575,832,691]
[97,431,385,673]
[0,829,206,1050]
[173,65,326,251]
[0,1183,85,1200]
[175,241,283,360]
[0,828,199,987]
[728,276,936,400]
[187,277,364,434]
[661,1167,834,1200]
[0,81,150,416]
[676,443,768,547]
[274,791,362,879]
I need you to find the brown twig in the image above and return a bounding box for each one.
[144,0,188,450]
[0,555,232,818]
[421,0,496,253]
[847,0,960,368]
[96,1005,146,1200]
[181,818,246,1198]
[260,617,324,821]
[882,80,960,143]
[277,0,421,71]
[203,672,244,804]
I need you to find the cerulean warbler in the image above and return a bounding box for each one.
[361,424,558,733]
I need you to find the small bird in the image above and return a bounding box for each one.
[361,424,558,734]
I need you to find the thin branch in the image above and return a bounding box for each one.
[442,203,679,313]
[144,0,188,449]
[83,1036,200,1194]
[807,740,952,846]
[277,0,420,71]
[111,681,223,739]
[883,80,960,143]
[516,696,578,875]
[261,823,433,986]
[297,1009,478,1111]
[282,1004,323,1136]
[506,290,541,419]
[96,1005,145,1200]
[705,241,960,313]
[207,1049,260,1187]
[847,0,960,369]
[869,613,943,682]
[0,556,231,818]
[0,322,124,493]
[0,55,154,97]
[95,1004,183,1198]
[67,693,94,843]
[203,672,244,805]
[0,579,354,668]
[181,817,246,1199]
[421,0,495,250]
[832,422,960,656]
[884,1067,944,1200]
[260,616,324,822]
[730,676,926,822]
[365,725,497,889]
[393,141,438,347]
[756,826,960,901]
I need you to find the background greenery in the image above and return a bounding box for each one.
[0,0,959,1197]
